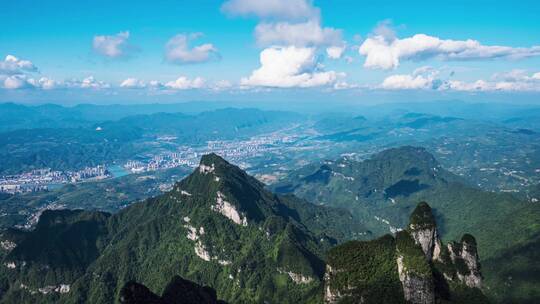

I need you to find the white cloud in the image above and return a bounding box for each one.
[382,74,430,90]
[379,67,540,92]
[255,20,342,47]
[92,31,131,58]
[241,46,340,88]
[333,81,359,90]
[359,27,540,69]
[2,75,31,89]
[120,77,146,89]
[533,72,540,80]
[221,0,318,21]
[165,33,219,64]
[80,76,110,89]
[0,55,37,75]
[34,77,59,90]
[326,45,346,59]
[211,80,233,91]
[165,76,206,90]
[55,76,111,90]
[381,66,442,90]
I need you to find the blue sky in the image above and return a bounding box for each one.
[1,0,540,104]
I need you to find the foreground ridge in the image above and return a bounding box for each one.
[324,202,488,304]
[119,275,227,304]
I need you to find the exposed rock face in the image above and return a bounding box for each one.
[278,268,314,284]
[408,202,442,261]
[323,202,487,304]
[409,226,442,261]
[199,163,215,175]
[323,265,353,304]
[211,191,248,226]
[396,255,435,304]
[447,234,483,288]
[395,230,435,304]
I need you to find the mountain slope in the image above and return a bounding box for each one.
[324,202,488,304]
[0,154,366,304]
[271,146,540,302]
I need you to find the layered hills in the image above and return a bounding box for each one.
[272,146,540,302]
[0,154,366,303]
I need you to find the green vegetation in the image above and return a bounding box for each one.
[482,233,540,303]
[0,154,363,304]
[326,235,405,304]
[408,202,436,228]
[0,166,192,228]
[325,201,487,304]
[395,230,431,277]
[273,146,540,302]
[0,108,302,174]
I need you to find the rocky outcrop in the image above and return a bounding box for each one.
[395,230,435,304]
[323,265,353,304]
[397,255,434,304]
[408,202,442,261]
[447,234,483,288]
[211,191,248,226]
[323,202,487,304]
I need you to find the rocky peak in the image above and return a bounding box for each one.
[395,230,435,304]
[446,234,483,289]
[408,202,442,262]
[198,153,243,176]
[323,202,488,304]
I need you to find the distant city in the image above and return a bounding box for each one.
[0,166,109,194]
[0,133,300,194]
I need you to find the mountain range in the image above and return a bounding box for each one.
[0,153,485,303]
[271,146,540,303]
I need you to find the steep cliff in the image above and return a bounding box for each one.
[324,202,488,304]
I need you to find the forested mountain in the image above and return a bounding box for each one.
[0,154,365,303]
[271,146,540,303]
[0,154,486,303]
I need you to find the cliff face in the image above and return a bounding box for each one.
[447,235,483,289]
[324,202,487,304]
[395,230,435,304]
[396,256,434,304]
[408,202,442,261]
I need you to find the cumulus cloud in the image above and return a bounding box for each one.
[241,46,340,88]
[359,23,540,69]
[1,75,32,89]
[326,45,346,59]
[381,66,442,90]
[221,0,318,21]
[120,77,147,89]
[76,76,110,89]
[0,55,37,75]
[379,67,540,92]
[92,31,132,58]
[0,73,110,90]
[164,76,206,90]
[31,77,59,90]
[165,33,219,65]
[255,20,342,47]
[118,76,209,90]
